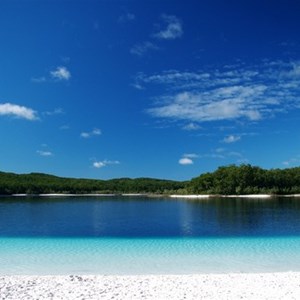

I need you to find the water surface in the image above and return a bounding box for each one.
[0,196,300,275]
[1,196,300,237]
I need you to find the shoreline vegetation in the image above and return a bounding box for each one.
[2,164,300,196]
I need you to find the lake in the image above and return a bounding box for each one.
[1,196,300,275]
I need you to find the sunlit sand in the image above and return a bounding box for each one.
[1,272,300,299]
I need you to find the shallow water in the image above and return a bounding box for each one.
[0,196,300,274]
[1,236,300,275]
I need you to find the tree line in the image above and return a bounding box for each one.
[1,164,300,195]
[0,171,184,195]
[188,164,300,195]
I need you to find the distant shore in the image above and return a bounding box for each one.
[3,193,300,198]
[9,193,118,197]
[2,164,300,199]
[1,272,300,299]
[170,194,300,198]
[170,194,274,199]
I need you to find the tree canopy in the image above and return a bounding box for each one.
[0,171,184,195]
[1,164,300,195]
[188,164,300,195]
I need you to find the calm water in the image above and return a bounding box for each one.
[0,196,300,275]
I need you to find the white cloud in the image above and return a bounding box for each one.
[281,61,300,78]
[131,83,144,90]
[130,41,159,56]
[0,103,38,120]
[37,150,53,157]
[92,128,101,135]
[50,66,71,81]
[32,65,71,83]
[183,153,198,158]
[153,15,183,40]
[130,15,182,58]
[80,128,102,138]
[60,125,70,130]
[179,153,198,165]
[136,70,210,85]
[197,149,246,163]
[81,132,90,138]
[93,161,105,168]
[282,156,300,166]
[137,60,300,125]
[179,157,193,165]
[182,123,201,131]
[44,108,64,116]
[148,91,262,122]
[223,135,241,143]
[93,160,120,168]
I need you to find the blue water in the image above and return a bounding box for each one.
[0,196,300,275]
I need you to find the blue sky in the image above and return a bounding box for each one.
[1,0,300,180]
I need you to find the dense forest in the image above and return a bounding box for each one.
[188,164,300,195]
[0,171,185,195]
[1,164,300,195]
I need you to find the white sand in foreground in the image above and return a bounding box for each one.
[1,273,300,300]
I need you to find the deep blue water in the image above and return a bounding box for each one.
[0,196,300,237]
[1,196,300,275]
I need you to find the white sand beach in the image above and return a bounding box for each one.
[11,193,118,197]
[170,194,273,199]
[1,272,300,300]
[222,194,272,198]
[170,194,211,198]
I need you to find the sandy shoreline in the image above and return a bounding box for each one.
[6,193,300,198]
[1,272,300,299]
[169,194,273,199]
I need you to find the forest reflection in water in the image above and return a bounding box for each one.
[0,196,300,237]
[181,196,300,237]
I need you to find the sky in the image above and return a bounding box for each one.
[1,0,300,181]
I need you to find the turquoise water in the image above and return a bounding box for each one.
[1,196,300,275]
[0,236,300,275]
